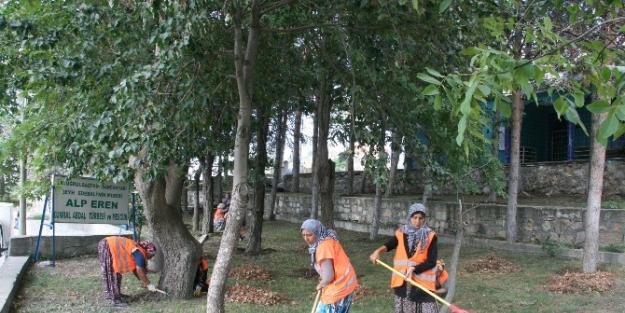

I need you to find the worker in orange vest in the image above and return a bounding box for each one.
[193,257,210,297]
[301,219,357,313]
[98,237,157,307]
[369,203,440,313]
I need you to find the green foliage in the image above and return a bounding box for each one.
[541,238,564,258]
[415,0,625,146]
[600,244,625,253]
[602,200,625,210]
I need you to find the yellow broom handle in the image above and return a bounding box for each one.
[311,289,321,313]
[375,259,452,307]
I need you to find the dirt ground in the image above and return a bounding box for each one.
[460,253,615,294]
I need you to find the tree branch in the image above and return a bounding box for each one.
[261,24,387,33]
[259,0,296,15]
[526,16,625,65]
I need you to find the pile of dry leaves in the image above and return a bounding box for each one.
[544,270,615,294]
[460,253,520,274]
[353,285,378,301]
[224,265,290,306]
[229,264,273,281]
[225,284,290,306]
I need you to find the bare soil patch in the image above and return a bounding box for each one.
[460,253,520,274]
[229,264,272,281]
[292,267,317,279]
[354,285,378,301]
[225,284,290,306]
[544,270,615,294]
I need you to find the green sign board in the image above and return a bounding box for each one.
[53,176,129,225]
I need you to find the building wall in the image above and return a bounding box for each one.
[267,194,625,247]
[282,159,625,196]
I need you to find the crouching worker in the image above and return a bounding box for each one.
[193,257,210,297]
[213,203,228,231]
[434,259,449,297]
[98,236,157,307]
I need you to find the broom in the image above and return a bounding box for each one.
[375,259,473,313]
[311,290,321,313]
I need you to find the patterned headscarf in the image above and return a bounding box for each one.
[138,241,156,253]
[300,219,338,266]
[399,203,432,255]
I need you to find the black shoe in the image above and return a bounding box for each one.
[112,301,128,308]
[120,293,130,298]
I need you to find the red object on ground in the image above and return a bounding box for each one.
[449,304,473,313]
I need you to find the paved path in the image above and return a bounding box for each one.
[0,256,30,313]
[1,219,132,312]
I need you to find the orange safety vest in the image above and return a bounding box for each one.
[214,208,226,220]
[200,258,209,271]
[436,269,449,290]
[391,230,438,291]
[315,239,358,304]
[105,237,147,274]
[199,257,210,285]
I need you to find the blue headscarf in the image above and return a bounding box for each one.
[399,203,432,255]
[300,219,338,265]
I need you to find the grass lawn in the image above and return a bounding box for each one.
[12,219,625,313]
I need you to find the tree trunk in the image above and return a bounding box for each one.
[506,90,524,243]
[217,155,223,199]
[311,99,320,219]
[317,77,334,228]
[201,155,215,235]
[582,111,607,273]
[402,149,410,195]
[385,131,401,197]
[292,107,301,193]
[193,166,201,231]
[181,184,188,215]
[439,200,467,313]
[487,110,501,202]
[247,106,270,253]
[268,111,287,220]
[319,159,335,229]
[207,1,261,311]
[359,145,373,194]
[370,177,383,240]
[346,103,356,196]
[133,156,201,299]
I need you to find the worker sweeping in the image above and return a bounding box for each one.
[193,257,210,297]
[98,236,158,307]
[301,219,357,313]
[369,203,440,313]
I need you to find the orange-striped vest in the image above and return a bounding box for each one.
[105,237,147,274]
[214,208,226,219]
[315,239,358,304]
[436,269,449,290]
[391,230,438,291]
[200,258,210,285]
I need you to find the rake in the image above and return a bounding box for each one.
[310,290,321,313]
[375,259,473,313]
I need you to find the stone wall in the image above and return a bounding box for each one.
[281,159,625,196]
[9,234,132,258]
[268,194,625,247]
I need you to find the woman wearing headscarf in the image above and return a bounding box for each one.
[301,219,358,313]
[98,236,158,307]
[369,203,439,313]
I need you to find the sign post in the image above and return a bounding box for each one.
[53,176,130,224]
[45,175,130,265]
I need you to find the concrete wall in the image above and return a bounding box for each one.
[281,159,625,196]
[9,234,132,259]
[268,194,625,247]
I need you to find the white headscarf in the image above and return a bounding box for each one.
[300,219,338,265]
[400,203,432,255]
